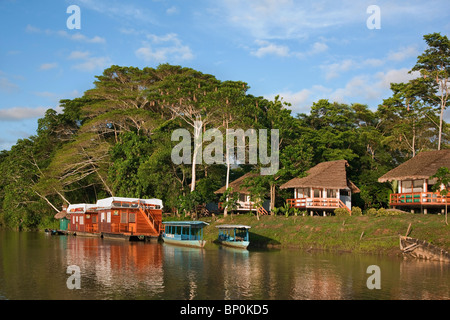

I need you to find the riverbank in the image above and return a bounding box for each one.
[196,213,450,256]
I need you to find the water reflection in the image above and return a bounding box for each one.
[1,230,449,300]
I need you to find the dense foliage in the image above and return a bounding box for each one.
[0,33,448,230]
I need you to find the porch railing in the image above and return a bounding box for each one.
[390,192,450,206]
[286,198,350,212]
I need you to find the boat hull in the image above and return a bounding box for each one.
[218,240,249,249]
[400,236,450,262]
[162,236,206,248]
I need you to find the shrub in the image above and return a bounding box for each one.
[366,208,378,216]
[376,208,389,216]
[334,208,350,216]
[351,206,362,216]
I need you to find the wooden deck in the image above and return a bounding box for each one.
[390,192,450,206]
[287,198,350,212]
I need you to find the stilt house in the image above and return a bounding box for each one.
[378,150,450,214]
[280,160,360,215]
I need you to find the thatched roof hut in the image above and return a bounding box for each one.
[54,205,69,220]
[214,172,259,195]
[378,150,450,183]
[280,160,360,193]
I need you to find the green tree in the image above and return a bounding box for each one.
[431,167,450,225]
[412,32,450,150]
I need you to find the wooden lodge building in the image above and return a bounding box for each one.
[280,160,360,215]
[378,150,450,214]
[214,172,270,215]
[65,197,164,240]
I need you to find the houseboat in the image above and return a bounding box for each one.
[67,203,99,237]
[214,172,270,215]
[216,224,251,249]
[280,160,360,216]
[96,197,163,240]
[65,197,164,241]
[378,150,450,214]
[162,221,209,248]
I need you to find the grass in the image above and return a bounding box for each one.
[178,213,450,256]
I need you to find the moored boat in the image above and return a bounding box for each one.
[216,224,251,249]
[162,221,209,248]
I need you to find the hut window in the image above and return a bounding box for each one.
[402,180,412,193]
[313,189,322,198]
[92,216,97,223]
[327,189,337,198]
[121,212,127,224]
[413,180,423,192]
[239,193,247,202]
[129,213,136,223]
[107,212,111,223]
[80,216,84,225]
[296,188,310,198]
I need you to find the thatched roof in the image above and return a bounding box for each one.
[280,160,360,193]
[54,210,69,220]
[378,150,450,183]
[214,172,259,195]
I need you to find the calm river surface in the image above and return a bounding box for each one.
[0,230,449,300]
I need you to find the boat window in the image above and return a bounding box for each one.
[121,212,127,224]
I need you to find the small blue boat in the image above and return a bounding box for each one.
[216,224,251,249]
[162,221,209,248]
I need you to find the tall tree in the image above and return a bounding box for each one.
[412,32,450,150]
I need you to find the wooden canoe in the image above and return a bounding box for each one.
[399,236,450,262]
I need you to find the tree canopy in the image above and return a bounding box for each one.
[1,33,449,229]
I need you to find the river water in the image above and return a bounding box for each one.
[0,230,449,300]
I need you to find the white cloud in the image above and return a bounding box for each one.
[166,6,179,15]
[216,0,367,40]
[74,0,158,25]
[68,51,111,72]
[250,40,328,59]
[39,62,58,71]
[322,59,354,80]
[0,107,47,121]
[135,33,194,63]
[0,77,20,93]
[250,40,290,58]
[387,45,418,62]
[26,25,106,44]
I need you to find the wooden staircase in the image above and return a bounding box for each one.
[258,206,269,216]
[338,200,351,214]
[138,206,162,236]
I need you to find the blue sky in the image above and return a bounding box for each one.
[0,0,449,150]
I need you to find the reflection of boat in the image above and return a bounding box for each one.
[216,225,251,249]
[162,221,209,248]
[45,229,68,236]
[400,236,450,262]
